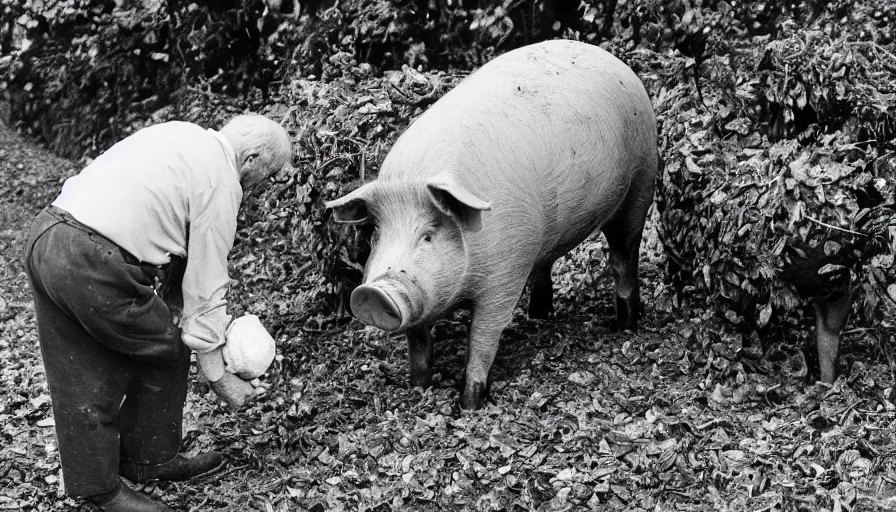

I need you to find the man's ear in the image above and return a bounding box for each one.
[426,172,491,232]
[324,183,376,225]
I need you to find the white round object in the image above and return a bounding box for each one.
[223,314,276,379]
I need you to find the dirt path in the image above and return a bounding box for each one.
[0,122,80,508]
[0,121,74,303]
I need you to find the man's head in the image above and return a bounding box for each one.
[220,114,292,194]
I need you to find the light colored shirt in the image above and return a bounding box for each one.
[52,121,242,381]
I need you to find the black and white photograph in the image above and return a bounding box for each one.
[1,0,894,510]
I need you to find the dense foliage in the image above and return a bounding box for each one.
[654,0,896,342]
[0,0,268,156]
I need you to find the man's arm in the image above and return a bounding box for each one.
[181,185,242,382]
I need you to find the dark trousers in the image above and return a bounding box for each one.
[24,206,189,497]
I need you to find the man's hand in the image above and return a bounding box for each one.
[209,371,256,410]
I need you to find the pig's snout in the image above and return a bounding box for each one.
[351,282,411,332]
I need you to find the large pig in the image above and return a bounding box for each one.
[326,40,658,409]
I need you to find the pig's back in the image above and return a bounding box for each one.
[381,40,657,264]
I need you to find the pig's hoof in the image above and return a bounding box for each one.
[615,295,640,331]
[819,368,837,385]
[460,381,488,410]
[409,372,433,389]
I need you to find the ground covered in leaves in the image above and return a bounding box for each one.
[2,122,896,511]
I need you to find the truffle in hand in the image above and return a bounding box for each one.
[223,314,276,380]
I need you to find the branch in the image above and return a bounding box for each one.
[803,214,868,237]
[279,106,295,126]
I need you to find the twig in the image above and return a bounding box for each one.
[846,41,896,63]
[190,495,209,512]
[803,214,867,236]
[841,327,875,336]
[278,106,295,126]
[194,463,249,483]
[359,148,366,181]
[695,418,732,430]
[315,155,355,176]
[838,400,860,425]
[838,139,878,150]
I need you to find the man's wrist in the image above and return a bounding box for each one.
[197,348,226,382]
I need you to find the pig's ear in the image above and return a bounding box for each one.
[426,173,491,232]
[324,184,375,225]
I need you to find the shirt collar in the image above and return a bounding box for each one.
[208,128,240,179]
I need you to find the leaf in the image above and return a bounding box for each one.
[552,468,575,482]
[757,303,773,328]
[710,188,728,204]
[567,371,595,386]
[788,201,804,228]
[824,240,841,256]
[818,264,845,275]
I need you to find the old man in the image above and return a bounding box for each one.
[24,114,292,511]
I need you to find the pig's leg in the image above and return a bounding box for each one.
[461,292,520,409]
[406,325,434,388]
[527,265,554,319]
[814,292,851,384]
[601,217,646,332]
[601,164,653,331]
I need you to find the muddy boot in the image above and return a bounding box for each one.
[120,451,224,483]
[88,479,173,512]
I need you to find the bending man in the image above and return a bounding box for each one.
[24,114,292,512]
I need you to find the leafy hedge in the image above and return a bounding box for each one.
[1,0,656,159]
[0,0,268,157]
[654,0,896,339]
[274,0,589,74]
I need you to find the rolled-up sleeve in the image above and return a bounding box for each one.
[181,184,242,382]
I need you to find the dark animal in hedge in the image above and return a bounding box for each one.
[782,242,860,384]
[660,153,895,385]
[782,194,895,383]
[326,40,658,409]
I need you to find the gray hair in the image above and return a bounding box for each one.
[220,114,292,173]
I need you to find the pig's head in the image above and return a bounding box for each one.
[325,172,491,332]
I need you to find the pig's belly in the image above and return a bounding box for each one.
[533,166,632,265]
